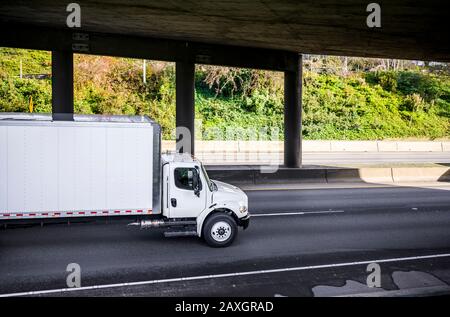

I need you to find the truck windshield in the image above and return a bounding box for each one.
[201,163,214,191]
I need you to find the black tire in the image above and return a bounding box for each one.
[202,213,238,247]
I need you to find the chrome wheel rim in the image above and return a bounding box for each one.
[211,221,232,242]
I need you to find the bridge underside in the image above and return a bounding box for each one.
[0,1,448,168]
[1,1,448,61]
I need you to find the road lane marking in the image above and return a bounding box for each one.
[252,210,344,217]
[1,253,450,297]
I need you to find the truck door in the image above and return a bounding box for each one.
[168,165,206,218]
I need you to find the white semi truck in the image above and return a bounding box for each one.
[0,113,250,247]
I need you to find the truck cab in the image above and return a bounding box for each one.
[160,153,250,247]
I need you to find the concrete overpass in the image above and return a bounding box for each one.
[1,1,448,167]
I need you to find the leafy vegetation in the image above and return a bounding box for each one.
[0,48,448,140]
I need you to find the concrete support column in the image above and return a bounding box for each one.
[176,61,195,155]
[284,54,302,168]
[52,51,74,121]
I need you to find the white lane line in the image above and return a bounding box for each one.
[1,253,450,297]
[252,210,344,217]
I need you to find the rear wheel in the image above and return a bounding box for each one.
[202,213,237,247]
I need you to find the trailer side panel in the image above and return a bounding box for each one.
[0,117,159,220]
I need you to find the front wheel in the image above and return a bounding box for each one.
[202,213,238,247]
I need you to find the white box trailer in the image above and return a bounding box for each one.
[0,113,161,219]
[0,113,249,247]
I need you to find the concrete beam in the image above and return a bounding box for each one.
[284,54,302,168]
[176,61,195,154]
[0,23,298,72]
[51,50,74,121]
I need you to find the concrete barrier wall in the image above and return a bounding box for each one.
[443,142,450,151]
[330,141,379,152]
[396,141,443,152]
[326,167,394,183]
[162,140,450,153]
[392,167,450,182]
[206,166,450,185]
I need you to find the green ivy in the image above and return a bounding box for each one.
[0,48,448,140]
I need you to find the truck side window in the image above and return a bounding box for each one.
[174,168,202,191]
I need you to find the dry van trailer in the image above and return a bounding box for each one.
[0,113,161,222]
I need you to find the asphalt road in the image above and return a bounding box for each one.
[1,185,450,296]
[201,151,450,165]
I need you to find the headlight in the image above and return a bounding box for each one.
[239,205,247,213]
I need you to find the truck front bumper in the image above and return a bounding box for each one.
[238,214,250,230]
